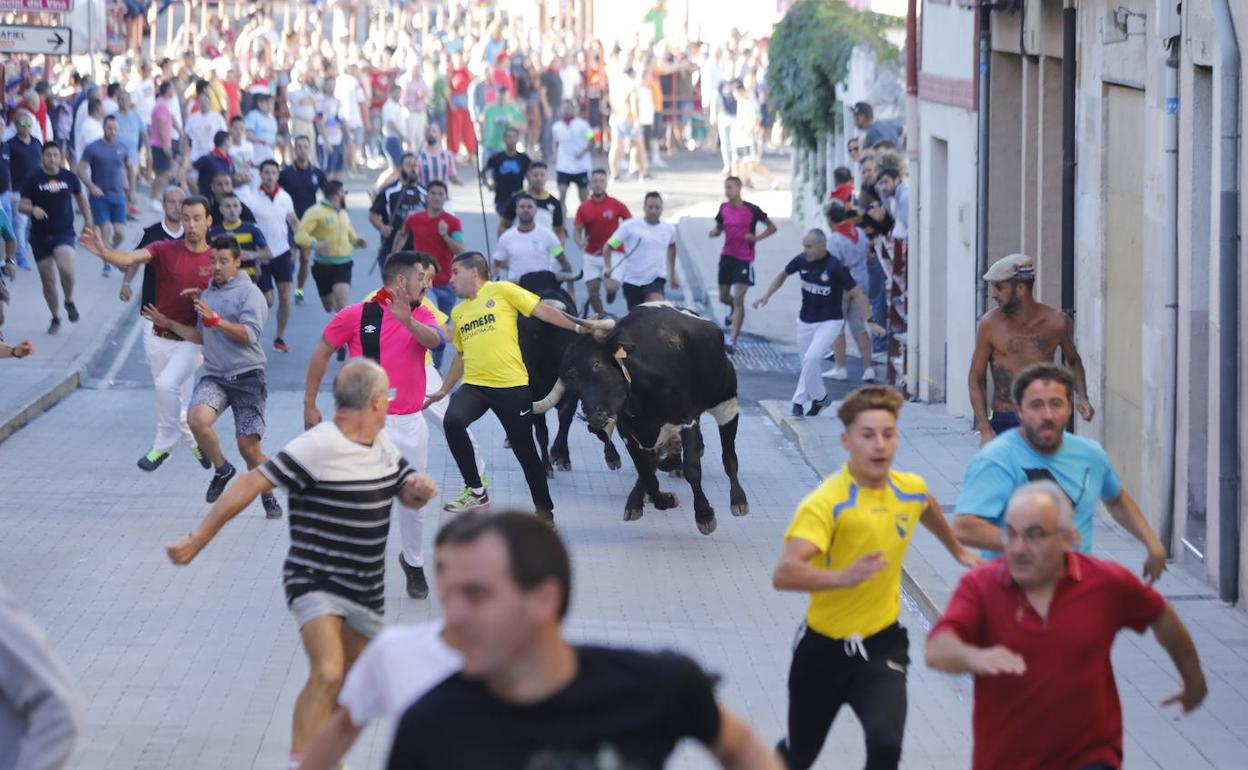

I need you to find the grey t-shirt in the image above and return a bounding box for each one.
[201,272,269,378]
[79,138,129,196]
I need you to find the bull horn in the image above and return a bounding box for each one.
[561,312,617,336]
[532,379,566,414]
[602,417,617,440]
[539,298,568,312]
[555,269,584,283]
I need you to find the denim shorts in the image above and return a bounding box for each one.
[289,590,384,639]
[89,192,128,225]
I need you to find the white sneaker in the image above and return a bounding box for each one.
[872,350,888,364]
[823,367,849,381]
[861,368,876,382]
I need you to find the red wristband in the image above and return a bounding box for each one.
[203,314,221,328]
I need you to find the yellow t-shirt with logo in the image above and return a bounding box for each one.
[783,466,929,639]
[451,281,540,387]
[420,297,449,367]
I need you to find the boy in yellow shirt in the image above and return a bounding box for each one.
[294,179,368,317]
[772,386,979,770]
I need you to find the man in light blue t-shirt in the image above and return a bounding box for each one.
[953,363,1167,581]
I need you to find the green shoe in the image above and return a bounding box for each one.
[443,487,490,514]
[137,449,170,472]
[190,446,212,470]
[480,471,488,489]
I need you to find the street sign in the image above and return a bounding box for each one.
[0,0,73,11]
[0,24,72,56]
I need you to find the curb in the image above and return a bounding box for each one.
[0,297,138,446]
[760,399,942,624]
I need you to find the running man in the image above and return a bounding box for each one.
[304,252,446,600]
[294,180,369,326]
[390,180,463,363]
[573,169,630,315]
[139,234,278,516]
[207,194,270,283]
[969,253,1094,444]
[709,175,776,353]
[82,195,215,470]
[166,358,439,770]
[492,194,569,283]
[551,100,595,211]
[280,134,328,305]
[20,142,94,334]
[423,252,586,520]
[76,115,133,276]
[483,126,531,216]
[240,160,301,353]
[753,228,882,417]
[603,191,679,310]
[497,161,565,242]
[772,386,979,770]
[368,152,427,271]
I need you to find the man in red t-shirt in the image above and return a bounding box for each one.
[573,169,631,315]
[446,53,477,157]
[392,180,463,364]
[925,480,1207,770]
[80,195,216,474]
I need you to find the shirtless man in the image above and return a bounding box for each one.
[968,253,1094,445]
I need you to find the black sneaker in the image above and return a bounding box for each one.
[47,317,61,335]
[791,403,804,418]
[336,346,347,362]
[205,462,237,503]
[536,508,554,525]
[137,449,170,471]
[398,554,429,599]
[261,493,283,519]
[65,302,79,322]
[723,313,732,328]
[807,393,833,417]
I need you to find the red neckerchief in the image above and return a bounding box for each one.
[211,147,232,165]
[562,116,574,124]
[259,183,281,201]
[833,220,860,243]
[829,182,855,204]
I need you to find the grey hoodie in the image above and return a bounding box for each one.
[201,271,269,378]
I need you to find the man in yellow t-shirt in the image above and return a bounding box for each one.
[772,386,979,770]
[424,251,585,521]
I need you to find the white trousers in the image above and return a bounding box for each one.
[385,411,431,567]
[794,318,846,406]
[144,325,203,454]
[405,110,428,154]
[423,364,485,478]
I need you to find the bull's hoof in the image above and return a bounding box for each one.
[554,458,572,472]
[624,507,644,522]
[657,454,681,473]
[696,515,718,535]
[667,469,684,479]
[606,456,622,470]
[730,501,750,517]
[653,491,679,510]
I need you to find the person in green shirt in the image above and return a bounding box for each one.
[430,58,449,135]
[480,86,527,155]
[642,1,667,44]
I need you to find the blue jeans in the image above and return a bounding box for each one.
[384,136,404,168]
[428,283,456,367]
[1,192,22,264]
[868,256,888,353]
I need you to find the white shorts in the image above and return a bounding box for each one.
[290,590,384,639]
[583,253,606,282]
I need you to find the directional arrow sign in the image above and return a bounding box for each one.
[0,24,72,56]
[0,1,73,11]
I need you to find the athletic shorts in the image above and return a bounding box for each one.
[841,293,867,337]
[89,193,128,225]
[718,254,755,287]
[258,251,294,293]
[582,252,606,282]
[289,590,384,639]
[29,232,76,261]
[623,277,666,310]
[311,260,353,298]
[612,120,640,140]
[557,170,589,190]
[151,145,173,173]
[190,369,267,437]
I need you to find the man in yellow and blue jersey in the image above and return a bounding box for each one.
[772,386,980,770]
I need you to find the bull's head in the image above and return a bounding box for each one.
[533,334,633,436]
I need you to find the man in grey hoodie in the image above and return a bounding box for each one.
[0,580,83,770]
[143,233,279,518]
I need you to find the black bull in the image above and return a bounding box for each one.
[533,304,749,535]
[517,272,622,476]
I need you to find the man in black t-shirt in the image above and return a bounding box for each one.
[19,142,93,334]
[386,512,779,770]
[483,126,531,215]
[279,134,328,304]
[497,161,564,240]
[753,228,882,418]
[368,152,426,269]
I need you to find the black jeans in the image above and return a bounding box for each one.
[443,383,554,511]
[778,623,909,770]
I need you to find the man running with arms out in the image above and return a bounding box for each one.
[386,511,782,770]
[493,194,569,283]
[82,195,215,473]
[953,363,1168,580]
[240,160,300,353]
[425,252,586,520]
[573,168,630,315]
[710,175,775,353]
[772,386,979,770]
[753,228,882,418]
[166,359,439,770]
[294,180,369,335]
[927,481,1206,770]
[304,252,446,600]
[20,142,94,334]
[969,253,1094,444]
[603,191,679,310]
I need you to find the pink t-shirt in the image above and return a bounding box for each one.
[322,301,440,416]
[150,99,174,149]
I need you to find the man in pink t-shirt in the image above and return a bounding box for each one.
[709,175,777,353]
[303,252,446,600]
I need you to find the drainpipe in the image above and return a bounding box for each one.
[1213,0,1241,605]
[906,0,921,397]
[1060,0,1076,319]
[1160,41,1180,557]
[975,4,991,320]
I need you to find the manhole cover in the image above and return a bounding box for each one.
[730,334,800,373]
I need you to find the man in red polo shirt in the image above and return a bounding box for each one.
[573,169,630,315]
[392,179,464,366]
[925,480,1207,770]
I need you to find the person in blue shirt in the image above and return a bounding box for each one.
[953,362,1167,581]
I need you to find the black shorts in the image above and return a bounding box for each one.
[557,170,589,190]
[311,260,353,298]
[258,251,294,293]
[718,254,755,287]
[151,145,172,173]
[30,233,75,261]
[622,277,666,310]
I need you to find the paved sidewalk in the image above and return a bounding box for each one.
[762,398,1248,769]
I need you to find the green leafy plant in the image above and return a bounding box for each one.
[767,0,900,151]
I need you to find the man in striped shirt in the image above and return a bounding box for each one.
[166,358,439,769]
[416,123,460,189]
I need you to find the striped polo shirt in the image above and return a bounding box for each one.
[416,147,456,189]
[260,422,415,613]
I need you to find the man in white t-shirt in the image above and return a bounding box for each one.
[239,159,301,352]
[551,100,594,212]
[494,195,567,283]
[184,92,227,163]
[605,191,680,310]
[335,65,367,173]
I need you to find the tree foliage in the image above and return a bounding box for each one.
[767,0,901,150]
